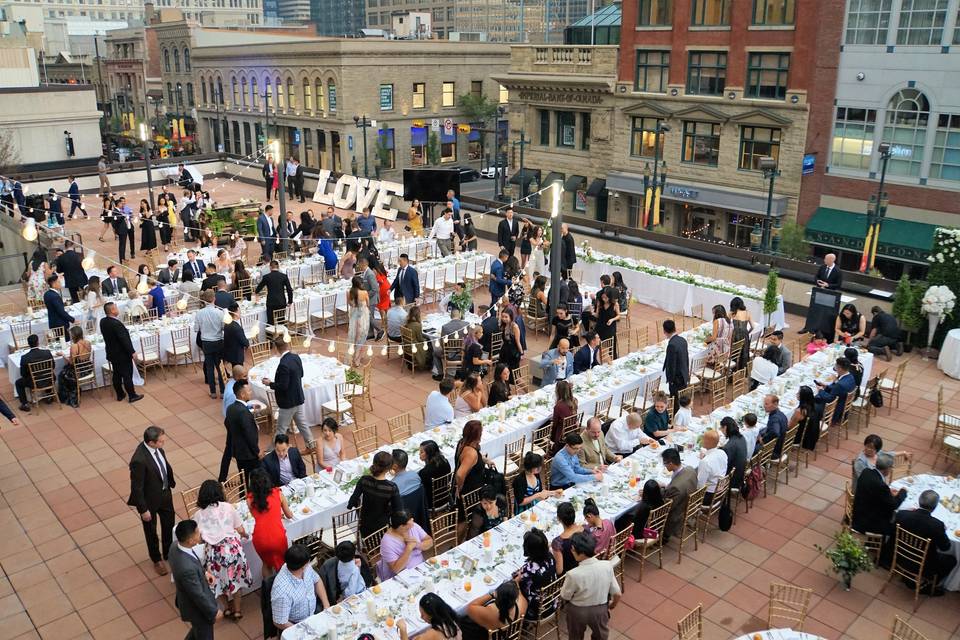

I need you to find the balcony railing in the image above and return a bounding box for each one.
[511,45,619,75]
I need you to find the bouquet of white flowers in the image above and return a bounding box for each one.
[920,285,956,320]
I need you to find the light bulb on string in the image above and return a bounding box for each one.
[411,343,418,354]
[327,340,336,353]
[347,344,355,356]
[22,218,37,241]
[176,296,188,311]
[366,345,373,357]
[396,344,403,356]
[137,278,150,295]
[282,329,291,344]
[222,309,233,324]
[303,336,312,348]
[81,250,96,270]
[443,335,449,344]
[380,345,388,356]
[433,339,440,349]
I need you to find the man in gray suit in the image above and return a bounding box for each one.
[540,338,574,386]
[169,520,221,639]
[661,448,697,542]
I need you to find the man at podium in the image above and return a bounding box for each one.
[815,253,842,290]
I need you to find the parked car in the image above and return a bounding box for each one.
[480,165,508,179]
[452,166,480,182]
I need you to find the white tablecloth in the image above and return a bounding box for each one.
[733,632,823,640]
[249,353,348,427]
[891,473,960,591]
[938,328,960,379]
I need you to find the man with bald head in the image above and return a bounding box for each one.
[815,253,842,290]
[540,338,574,386]
[578,417,621,470]
[697,430,728,504]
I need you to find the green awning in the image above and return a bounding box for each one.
[804,207,937,264]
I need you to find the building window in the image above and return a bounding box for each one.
[241,78,248,108]
[216,79,224,106]
[470,80,482,99]
[413,82,425,109]
[691,0,730,26]
[738,126,781,170]
[186,82,194,107]
[882,88,929,177]
[581,113,591,150]
[831,107,876,170]
[287,78,296,111]
[441,130,456,162]
[377,128,395,170]
[183,48,191,71]
[845,0,892,45]
[163,49,170,72]
[411,127,427,166]
[316,79,325,115]
[499,84,508,104]
[931,113,960,181]
[539,109,550,145]
[955,8,960,43]
[896,0,948,45]
[251,77,259,109]
[327,80,337,114]
[556,111,576,148]
[682,121,721,166]
[380,83,393,111]
[173,49,180,72]
[442,81,455,107]
[634,50,670,93]
[303,79,312,114]
[638,0,672,26]
[276,77,285,110]
[231,78,238,106]
[746,52,790,100]
[686,51,726,96]
[169,81,176,104]
[264,79,273,111]
[752,0,794,25]
[630,117,664,157]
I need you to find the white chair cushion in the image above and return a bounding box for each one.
[321,399,352,412]
[945,434,960,448]
[940,413,960,427]
[879,379,896,389]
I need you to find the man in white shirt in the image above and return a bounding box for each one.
[424,379,455,427]
[697,429,728,501]
[604,412,652,456]
[428,207,456,256]
[559,532,621,640]
[386,293,408,342]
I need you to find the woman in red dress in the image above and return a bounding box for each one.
[372,256,391,341]
[246,468,292,577]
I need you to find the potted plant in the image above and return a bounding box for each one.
[891,275,924,352]
[763,269,779,328]
[816,530,873,591]
[450,288,473,316]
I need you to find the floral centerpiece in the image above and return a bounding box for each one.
[580,241,595,263]
[450,288,473,315]
[920,285,956,359]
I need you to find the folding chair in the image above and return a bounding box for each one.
[881,524,935,612]
[767,582,813,630]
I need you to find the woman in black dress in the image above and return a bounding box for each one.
[347,451,402,537]
[139,199,157,256]
[417,439,451,510]
[497,307,523,380]
[791,385,822,451]
[453,420,488,537]
[461,213,478,251]
[519,218,533,270]
[835,303,866,345]
[595,286,620,357]
[488,363,512,406]
[549,303,580,349]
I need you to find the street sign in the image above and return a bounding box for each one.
[457,124,471,134]
[443,118,454,135]
[431,118,441,132]
[802,154,815,176]
[294,129,301,145]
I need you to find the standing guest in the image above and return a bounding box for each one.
[262,156,277,201]
[158,194,176,252]
[169,520,222,639]
[218,365,246,481]
[697,430,728,503]
[378,509,433,581]
[729,297,754,368]
[115,196,136,263]
[262,337,314,450]
[43,275,74,332]
[550,380,579,455]
[453,420,489,537]
[889,490,957,595]
[127,426,175,575]
[101,265,129,296]
[257,205,277,262]
[815,252,843,290]
[214,279,235,309]
[140,199,158,259]
[661,448,697,541]
[462,325,492,377]
[356,207,377,238]
[867,305,904,361]
[519,218,533,269]
[461,212,478,251]
[573,332,603,374]
[55,239,88,303]
[83,276,104,329]
[405,200,424,237]
[194,290,225,398]
[390,253,420,305]
[460,582,527,640]
[357,256,383,340]
[606,412,653,456]
[497,207,520,257]
[97,156,111,193]
[229,233,247,262]
[66,175,83,219]
[46,189,63,227]
[183,249,206,282]
[704,304,732,364]
[559,532,620,640]
[97,195,115,240]
[851,454,906,537]
[319,418,342,468]
[248,468,293,576]
[255,260,294,328]
[339,241,358,279]
[759,394,789,457]
[429,207,456,256]
[100,302,143,402]
[579,417,621,470]
[582,499,616,557]
[261,434,307,488]
[418,440,452,509]
[225,380,260,483]
[193,480,253,619]
[347,451,402,537]
[488,249,511,308]
[293,158,305,202]
[662,319,689,401]
[720,417,748,490]
[497,307,523,376]
[549,304,580,350]
[158,259,181,285]
[271,545,329,631]
[515,529,557,622]
[285,157,297,200]
[222,303,248,368]
[560,223,577,278]
[593,288,619,357]
[15,335,53,411]
[424,379,455,427]
[346,275,371,366]
[551,434,603,490]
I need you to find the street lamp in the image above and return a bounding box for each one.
[493,105,506,200]
[759,156,780,254]
[645,123,670,230]
[353,115,372,178]
[270,139,289,253]
[139,122,155,208]
[174,81,183,143]
[860,142,891,273]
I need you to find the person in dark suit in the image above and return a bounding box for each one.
[158,259,181,285]
[200,264,224,292]
[128,426,176,575]
[222,303,248,367]
[262,337,314,449]
[15,334,53,412]
[573,331,602,374]
[292,158,305,202]
[224,380,261,483]
[560,223,577,278]
[169,520,221,638]
[488,250,511,308]
[176,163,194,190]
[661,448,697,540]
[262,156,277,201]
[887,490,957,594]
[114,196,135,262]
[43,275,74,331]
[67,175,83,219]
[56,240,88,303]
[815,253,842,290]
[662,319,689,400]
[497,208,520,257]
[261,433,308,487]
[479,305,499,354]
[815,357,858,419]
[100,302,143,403]
[389,253,420,305]
[47,188,64,226]
[101,265,128,296]
[257,205,277,262]
[183,249,206,283]
[851,454,906,537]
[255,260,294,327]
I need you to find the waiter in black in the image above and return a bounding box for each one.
[56,240,88,303]
[101,301,143,403]
[255,259,294,326]
[127,425,176,576]
[815,253,842,290]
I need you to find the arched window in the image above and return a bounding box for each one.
[231,78,239,106]
[882,88,930,177]
[241,77,248,108]
[315,78,324,115]
[167,81,174,104]
[252,77,259,109]
[287,78,296,111]
[275,76,285,110]
[303,78,313,114]
[183,48,191,71]
[163,49,170,72]
[264,78,273,111]
[209,79,215,105]
[173,49,180,73]
[186,82,194,107]
[216,78,225,106]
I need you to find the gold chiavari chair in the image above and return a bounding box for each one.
[250,340,273,365]
[512,363,530,395]
[890,615,930,640]
[388,412,413,442]
[489,618,524,640]
[676,603,703,640]
[166,326,197,372]
[502,435,526,477]
[677,485,708,563]
[633,325,650,349]
[346,363,374,412]
[843,481,883,561]
[540,456,552,491]
[698,472,732,541]
[351,423,379,456]
[135,332,164,381]
[27,359,59,408]
[223,471,247,503]
[180,484,202,516]
[755,439,776,499]
[817,396,839,456]
[523,297,548,336]
[317,506,361,555]
[400,326,417,377]
[9,319,32,352]
[767,582,813,631]
[521,574,563,640]
[460,486,484,522]
[489,330,503,364]
[585,396,612,426]
[429,510,458,556]
[613,386,640,420]
[273,250,288,261]
[561,413,581,440]
[770,424,798,493]
[530,423,552,457]
[730,367,748,398]
[616,326,632,354]
[293,529,330,568]
[600,337,615,362]
[46,326,66,345]
[310,292,338,335]
[265,307,288,338]
[72,351,98,405]
[26,297,44,312]
[881,525,934,612]
[430,472,453,513]
[708,376,726,411]
[879,359,907,412]
[933,384,960,447]
[627,499,672,582]
[890,451,913,481]
[321,382,355,425]
[360,525,387,574]
[605,526,633,592]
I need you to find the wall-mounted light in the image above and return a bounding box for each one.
[670,88,679,96]
[727,91,736,100]
[856,72,865,81]
[790,95,800,104]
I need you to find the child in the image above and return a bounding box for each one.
[126,289,149,321]
[673,394,692,430]
[741,413,760,458]
[583,498,616,557]
[335,541,366,599]
[806,331,828,355]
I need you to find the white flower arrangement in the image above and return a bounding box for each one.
[920,285,956,320]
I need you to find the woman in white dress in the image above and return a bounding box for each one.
[84,276,105,332]
[528,224,546,276]
[346,275,370,367]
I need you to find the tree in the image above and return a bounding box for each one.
[763,269,779,327]
[375,132,391,174]
[427,132,441,166]
[777,219,810,261]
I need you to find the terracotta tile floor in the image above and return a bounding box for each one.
[1,181,959,639]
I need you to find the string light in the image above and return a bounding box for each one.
[222,309,233,324]
[381,345,388,356]
[347,344,355,356]
[137,278,150,294]
[303,336,312,348]
[22,218,37,241]
[176,296,188,311]
[282,329,291,343]
[366,345,373,357]
[433,339,440,348]
[327,340,336,353]
[81,250,96,270]
[410,343,418,354]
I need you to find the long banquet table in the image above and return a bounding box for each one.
[891,473,960,591]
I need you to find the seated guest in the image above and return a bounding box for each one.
[391,449,422,497]
[852,434,911,490]
[455,374,486,417]
[15,334,54,412]
[214,279,235,310]
[424,379,455,427]
[628,479,666,543]
[146,278,166,317]
[578,417,621,470]
[200,263,224,291]
[386,293,408,342]
[550,434,603,490]
[462,326,492,378]
[851,453,906,537]
[319,418,343,468]
[179,271,201,300]
[741,412,761,459]
[539,338,574,386]
[696,430,728,503]
[759,394,788,457]
[673,394,693,429]
[487,363,512,407]
[606,412,653,456]
[418,440,451,509]
[750,345,780,388]
[378,509,433,581]
[516,529,557,622]
[431,307,470,379]
[582,498,615,557]
[397,593,461,640]
[768,330,793,374]
[261,434,307,488]
[720,417,748,490]
[815,357,857,419]
[271,544,329,631]
[573,332,602,374]
[550,502,584,575]
[888,490,957,595]
[466,486,508,540]
[844,346,865,390]
[322,541,367,602]
[347,451,401,537]
[550,380,578,455]
[643,392,676,442]
[512,452,561,514]
[661,448,697,542]
[460,582,527,640]
[835,303,866,345]
[125,289,149,320]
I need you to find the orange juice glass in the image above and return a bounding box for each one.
[464,581,472,592]
[629,477,638,488]
[386,617,395,628]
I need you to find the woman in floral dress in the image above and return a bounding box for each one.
[515,528,557,621]
[193,479,253,619]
